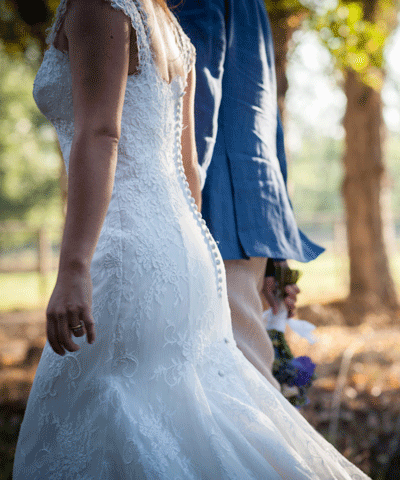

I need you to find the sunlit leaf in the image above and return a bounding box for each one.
[366,38,380,53]
[337,5,349,20]
[338,24,350,37]
[347,3,363,23]
[350,51,370,71]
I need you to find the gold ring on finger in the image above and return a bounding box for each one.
[70,323,84,331]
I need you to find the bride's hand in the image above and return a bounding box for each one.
[46,266,95,356]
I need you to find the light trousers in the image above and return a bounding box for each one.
[224,257,280,391]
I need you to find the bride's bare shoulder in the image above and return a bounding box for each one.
[64,0,131,40]
[61,0,133,138]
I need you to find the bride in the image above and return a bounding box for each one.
[13,0,370,478]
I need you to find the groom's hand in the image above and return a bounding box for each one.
[262,277,300,318]
[262,276,280,315]
[283,284,300,318]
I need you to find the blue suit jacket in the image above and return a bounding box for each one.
[175,0,324,261]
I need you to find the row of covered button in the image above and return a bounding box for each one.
[174,95,224,298]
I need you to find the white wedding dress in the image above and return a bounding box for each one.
[13,1,370,478]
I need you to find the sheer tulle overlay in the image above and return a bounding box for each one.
[13,1,370,478]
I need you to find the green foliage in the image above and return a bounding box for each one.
[0,1,64,228]
[0,43,61,226]
[264,0,305,14]
[289,136,344,219]
[287,129,400,223]
[264,0,310,31]
[265,0,399,90]
[307,1,398,90]
[0,0,57,56]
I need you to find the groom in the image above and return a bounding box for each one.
[176,0,324,389]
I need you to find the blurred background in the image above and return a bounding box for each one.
[1,0,400,478]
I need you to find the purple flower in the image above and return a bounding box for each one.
[288,356,316,387]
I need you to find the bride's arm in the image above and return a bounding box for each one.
[181,67,201,211]
[46,0,132,356]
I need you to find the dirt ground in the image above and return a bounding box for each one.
[1,306,400,479]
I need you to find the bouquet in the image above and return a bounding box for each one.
[264,265,317,407]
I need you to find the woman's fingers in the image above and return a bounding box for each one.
[45,269,94,354]
[57,311,79,354]
[48,306,95,355]
[81,307,95,345]
[46,312,65,356]
[68,308,85,338]
[55,309,80,353]
[47,309,83,355]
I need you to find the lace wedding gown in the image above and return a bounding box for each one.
[13,1,370,478]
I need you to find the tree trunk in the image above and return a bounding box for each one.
[269,12,299,118]
[269,9,301,201]
[342,69,398,314]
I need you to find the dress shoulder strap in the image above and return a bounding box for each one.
[170,15,196,77]
[105,0,153,73]
[46,0,69,47]
[46,0,153,75]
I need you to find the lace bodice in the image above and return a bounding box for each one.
[34,0,196,161]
